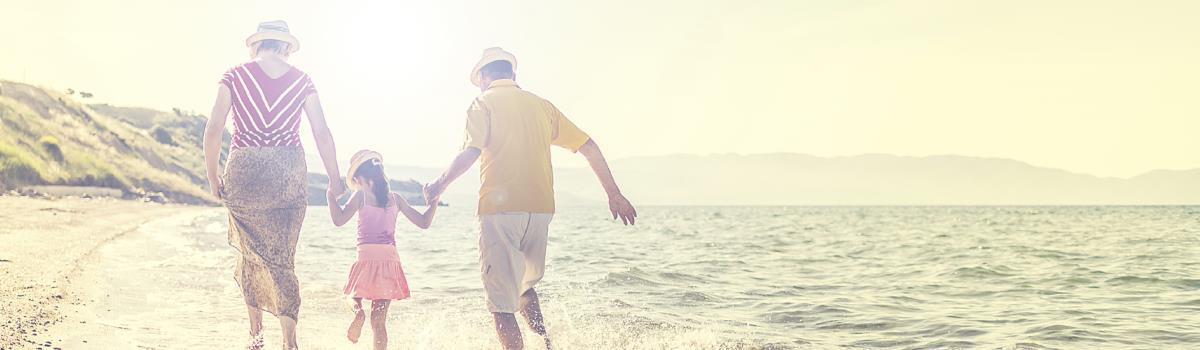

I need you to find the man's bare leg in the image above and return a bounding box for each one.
[519,289,552,349]
[492,312,525,350]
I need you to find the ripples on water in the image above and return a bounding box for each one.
[115,206,1199,349]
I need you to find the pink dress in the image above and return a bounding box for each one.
[342,202,411,300]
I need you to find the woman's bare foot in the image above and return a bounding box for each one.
[347,305,367,343]
[247,332,265,350]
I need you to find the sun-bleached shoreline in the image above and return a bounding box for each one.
[0,196,207,349]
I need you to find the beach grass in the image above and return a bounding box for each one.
[0,81,215,203]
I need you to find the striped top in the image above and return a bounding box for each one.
[219,61,317,148]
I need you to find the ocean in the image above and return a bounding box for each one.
[65,206,1199,349]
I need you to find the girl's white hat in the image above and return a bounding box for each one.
[346,150,383,190]
[245,20,300,54]
[470,47,517,87]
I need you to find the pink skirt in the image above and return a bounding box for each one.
[343,244,411,300]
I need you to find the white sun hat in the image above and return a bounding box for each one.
[346,150,384,190]
[245,20,300,54]
[470,47,518,87]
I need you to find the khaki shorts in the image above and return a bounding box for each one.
[478,212,553,313]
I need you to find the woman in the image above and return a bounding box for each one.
[203,20,344,350]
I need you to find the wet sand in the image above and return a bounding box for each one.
[0,196,205,349]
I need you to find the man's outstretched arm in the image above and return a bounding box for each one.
[424,147,482,201]
[577,138,637,225]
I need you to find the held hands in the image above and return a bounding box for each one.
[327,178,347,200]
[325,187,340,206]
[608,192,637,225]
[422,180,445,206]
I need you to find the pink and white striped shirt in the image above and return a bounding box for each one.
[219,61,317,148]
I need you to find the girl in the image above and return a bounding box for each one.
[327,150,439,350]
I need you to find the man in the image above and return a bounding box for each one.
[424,47,638,350]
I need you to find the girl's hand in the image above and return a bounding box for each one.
[328,179,346,199]
[422,182,443,206]
[326,188,340,206]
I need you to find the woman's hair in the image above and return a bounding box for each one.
[354,159,390,207]
[253,39,290,56]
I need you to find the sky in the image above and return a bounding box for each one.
[2,0,1198,178]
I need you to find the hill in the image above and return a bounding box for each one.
[0,81,215,204]
[0,80,428,206]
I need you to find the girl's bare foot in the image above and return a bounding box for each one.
[347,305,367,343]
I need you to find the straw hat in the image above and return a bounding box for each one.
[346,150,383,190]
[245,20,300,54]
[470,47,518,87]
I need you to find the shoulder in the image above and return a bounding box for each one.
[291,66,312,80]
[529,93,560,114]
[293,68,317,89]
[222,62,252,76]
[467,95,490,113]
[219,63,251,84]
[522,90,557,112]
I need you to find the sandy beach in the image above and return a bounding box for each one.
[0,196,205,349]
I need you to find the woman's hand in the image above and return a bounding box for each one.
[204,85,232,202]
[327,179,346,199]
[325,187,341,206]
[209,178,224,200]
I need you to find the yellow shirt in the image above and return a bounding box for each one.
[462,79,590,215]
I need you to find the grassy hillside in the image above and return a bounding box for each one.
[0,81,217,204]
[0,81,434,206]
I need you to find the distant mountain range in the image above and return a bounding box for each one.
[372,153,1200,206]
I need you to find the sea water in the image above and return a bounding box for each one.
[70,206,1199,349]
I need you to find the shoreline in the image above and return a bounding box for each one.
[0,196,207,349]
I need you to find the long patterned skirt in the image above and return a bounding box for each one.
[222,146,307,320]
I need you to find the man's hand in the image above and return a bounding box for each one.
[325,187,340,206]
[608,192,637,225]
[423,181,445,205]
[578,139,637,225]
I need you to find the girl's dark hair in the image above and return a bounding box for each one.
[354,159,389,207]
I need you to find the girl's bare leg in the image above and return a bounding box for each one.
[246,304,265,350]
[347,298,367,343]
[369,300,391,350]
